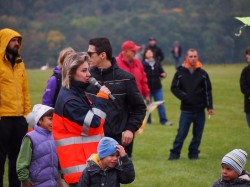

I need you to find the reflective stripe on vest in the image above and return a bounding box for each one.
[62,164,86,175]
[82,108,106,136]
[55,134,102,147]
[84,108,106,126]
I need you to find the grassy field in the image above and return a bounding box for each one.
[4,64,250,186]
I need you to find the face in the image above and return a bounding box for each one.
[87,45,102,68]
[7,37,21,54]
[100,152,119,169]
[145,49,154,59]
[149,40,156,46]
[186,50,198,68]
[39,116,53,131]
[221,163,239,182]
[73,61,91,83]
[246,53,250,63]
[124,50,136,61]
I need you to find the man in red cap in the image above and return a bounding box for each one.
[116,41,150,103]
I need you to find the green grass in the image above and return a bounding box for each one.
[4,64,249,186]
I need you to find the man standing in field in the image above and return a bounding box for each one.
[168,48,214,160]
[0,28,31,186]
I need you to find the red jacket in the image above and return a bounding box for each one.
[116,53,150,97]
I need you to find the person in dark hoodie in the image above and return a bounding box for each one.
[168,48,214,160]
[77,137,135,187]
[86,37,146,158]
[213,149,250,187]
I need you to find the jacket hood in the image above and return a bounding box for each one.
[53,65,61,74]
[183,59,202,69]
[0,28,22,56]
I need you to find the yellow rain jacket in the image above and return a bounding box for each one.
[0,28,30,117]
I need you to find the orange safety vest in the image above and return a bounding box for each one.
[52,113,104,184]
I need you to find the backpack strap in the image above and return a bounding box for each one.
[52,72,62,106]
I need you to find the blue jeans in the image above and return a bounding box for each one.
[246,113,250,128]
[147,88,168,124]
[170,111,205,158]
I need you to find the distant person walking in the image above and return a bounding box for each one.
[147,37,165,63]
[0,28,31,187]
[142,48,172,126]
[240,46,250,128]
[171,41,182,69]
[168,48,214,160]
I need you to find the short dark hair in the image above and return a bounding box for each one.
[89,37,112,61]
[245,46,250,54]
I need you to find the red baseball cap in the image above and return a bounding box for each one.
[121,40,141,51]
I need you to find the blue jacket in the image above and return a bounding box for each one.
[42,66,61,107]
[26,125,58,186]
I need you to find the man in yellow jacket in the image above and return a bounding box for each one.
[0,28,31,187]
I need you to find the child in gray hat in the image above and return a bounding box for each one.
[77,137,135,187]
[213,149,250,186]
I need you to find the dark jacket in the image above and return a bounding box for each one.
[213,170,250,187]
[171,66,213,112]
[240,65,250,113]
[86,58,146,138]
[142,59,165,91]
[77,154,135,187]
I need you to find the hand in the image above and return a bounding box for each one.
[208,109,215,115]
[122,130,134,146]
[99,86,111,96]
[145,96,151,104]
[116,145,126,157]
[160,72,167,78]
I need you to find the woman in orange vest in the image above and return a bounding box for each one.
[52,50,111,186]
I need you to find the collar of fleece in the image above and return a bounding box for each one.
[184,60,202,68]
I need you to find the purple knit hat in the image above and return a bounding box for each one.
[221,149,247,175]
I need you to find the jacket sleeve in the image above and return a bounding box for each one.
[204,72,213,110]
[171,71,188,101]
[139,62,150,97]
[23,67,31,116]
[16,137,32,184]
[42,76,57,107]
[77,168,90,186]
[63,96,109,135]
[126,77,147,133]
[118,155,135,184]
[240,68,250,97]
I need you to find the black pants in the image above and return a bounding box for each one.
[0,117,28,187]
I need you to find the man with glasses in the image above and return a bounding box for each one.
[86,37,146,158]
[168,48,214,160]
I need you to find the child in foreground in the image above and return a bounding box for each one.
[16,104,58,187]
[213,149,250,187]
[77,137,135,187]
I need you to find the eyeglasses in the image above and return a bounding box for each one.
[87,51,98,57]
[188,56,197,58]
